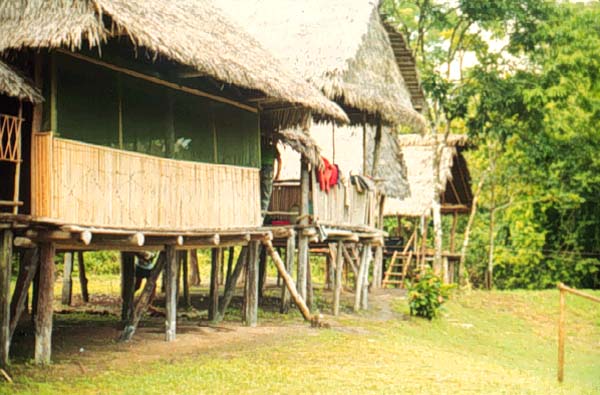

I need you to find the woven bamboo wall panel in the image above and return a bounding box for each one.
[32,134,261,230]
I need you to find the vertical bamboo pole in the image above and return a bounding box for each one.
[61,252,73,306]
[164,245,178,342]
[12,102,23,214]
[35,242,55,365]
[30,54,43,216]
[333,240,344,316]
[558,288,566,383]
[0,230,13,368]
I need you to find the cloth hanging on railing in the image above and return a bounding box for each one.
[349,174,375,193]
[317,157,339,192]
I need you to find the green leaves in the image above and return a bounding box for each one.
[407,270,452,320]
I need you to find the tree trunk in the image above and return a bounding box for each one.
[458,173,486,287]
[120,252,135,323]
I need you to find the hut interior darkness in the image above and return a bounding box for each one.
[0,0,347,367]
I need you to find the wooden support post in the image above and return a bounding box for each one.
[181,251,190,309]
[450,211,458,253]
[31,265,39,324]
[297,235,309,301]
[0,231,13,368]
[35,242,55,365]
[306,257,314,310]
[189,249,200,286]
[372,245,383,289]
[208,248,222,321]
[77,252,89,303]
[558,287,566,383]
[120,252,135,323]
[243,241,259,327]
[215,247,247,323]
[61,252,73,306]
[280,232,295,313]
[164,245,178,342]
[297,158,310,300]
[325,247,333,290]
[333,241,344,316]
[354,244,367,312]
[263,240,314,323]
[225,247,234,289]
[10,249,39,340]
[361,245,371,310]
[258,245,267,299]
[120,253,165,342]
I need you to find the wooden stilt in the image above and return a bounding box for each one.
[77,252,89,303]
[243,241,259,327]
[354,244,367,312]
[181,251,190,308]
[225,247,234,289]
[219,248,225,285]
[61,252,73,306]
[10,248,39,340]
[31,264,40,324]
[165,245,178,341]
[280,231,295,313]
[297,235,309,300]
[35,242,55,365]
[208,248,222,321]
[216,247,247,323]
[306,257,314,309]
[0,231,13,368]
[297,157,310,300]
[361,245,371,310]
[258,245,267,299]
[372,246,383,289]
[325,247,333,290]
[333,241,344,316]
[120,253,165,342]
[189,249,200,286]
[120,252,135,323]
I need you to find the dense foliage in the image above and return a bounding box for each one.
[383,1,600,289]
[407,270,450,319]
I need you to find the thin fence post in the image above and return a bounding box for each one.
[558,286,566,383]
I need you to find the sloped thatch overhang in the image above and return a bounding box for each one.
[0,60,42,102]
[384,134,473,217]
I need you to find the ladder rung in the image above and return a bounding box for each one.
[383,280,404,284]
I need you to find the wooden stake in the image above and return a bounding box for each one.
[35,242,55,365]
[10,248,39,340]
[120,252,135,323]
[263,240,313,322]
[61,252,73,306]
[333,240,344,316]
[243,241,259,327]
[208,248,222,321]
[77,252,89,303]
[215,247,247,323]
[280,232,295,313]
[164,245,178,342]
[120,253,165,342]
[0,231,13,368]
[558,287,565,383]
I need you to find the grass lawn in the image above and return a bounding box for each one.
[3,280,599,394]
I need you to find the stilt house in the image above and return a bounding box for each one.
[0,0,347,366]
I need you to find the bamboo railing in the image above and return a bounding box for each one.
[0,113,24,213]
[31,133,261,230]
[556,282,600,383]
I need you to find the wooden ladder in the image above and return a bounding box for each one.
[382,230,416,288]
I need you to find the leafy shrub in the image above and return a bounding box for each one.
[407,270,451,320]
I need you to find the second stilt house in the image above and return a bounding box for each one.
[219,0,426,312]
[0,0,347,366]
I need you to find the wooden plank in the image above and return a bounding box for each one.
[243,241,259,327]
[0,231,12,368]
[61,252,73,306]
[208,248,222,321]
[35,242,55,365]
[164,245,178,341]
[120,252,135,323]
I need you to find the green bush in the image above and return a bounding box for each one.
[407,270,451,320]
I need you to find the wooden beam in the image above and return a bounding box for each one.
[35,242,55,365]
[0,231,13,368]
[9,249,39,340]
[120,252,135,323]
[56,49,258,114]
[164,245,178,342]
[208,248,222,321]
[243,241,260,327]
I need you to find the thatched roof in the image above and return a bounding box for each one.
[217,0,426,130]
[384,134,472,217]
[382,21,427,114]
[0,60,42,102]
[0,0,347,122]
[365,126,410,199]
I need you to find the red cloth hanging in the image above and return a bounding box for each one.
[317,157,339,192]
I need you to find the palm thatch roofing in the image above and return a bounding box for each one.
[382,21,427,114]
[365,127,410,199]
[384,134,472,217]
[0,0,347,123]
[217,0,426,130]
[0,60,42,102]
